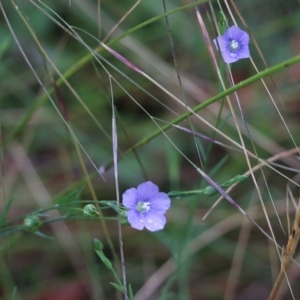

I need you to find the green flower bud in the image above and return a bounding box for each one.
[235,174,248,183]
[93,238,104,252]
[23,214,41,232]
[119,209,127,218]
[120,216,129,225]
[83,204,99,218]
[203,186,217,196]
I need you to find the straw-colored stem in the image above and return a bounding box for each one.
[268,200,300,300]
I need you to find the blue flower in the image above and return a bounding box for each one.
[122,181,171,232]
[213,26,250,64]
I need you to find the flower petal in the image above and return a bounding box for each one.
[122,187,137,209]
[143,212,166,232]
[223,26,248,43]
[213,36,226,52]
[136,181,159,201]
[237,46,250,60]
[127,210,145,230]
[220,50,240,64]
[149,192,171,213]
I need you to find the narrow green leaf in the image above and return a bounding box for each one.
[109,282,124,292]
[95,250,112,269]
[128,284,134,300]
[217,11,228,35]
[56,190,79,205]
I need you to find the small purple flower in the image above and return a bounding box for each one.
[122,181,171,232]
[213,26,250,64]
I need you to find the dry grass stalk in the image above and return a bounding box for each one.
[268,199,300,300]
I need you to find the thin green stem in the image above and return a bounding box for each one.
[51,53,300,199]
[104,53,300,170]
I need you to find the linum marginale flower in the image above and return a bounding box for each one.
[213,25,250,64]
[122,181,171,232]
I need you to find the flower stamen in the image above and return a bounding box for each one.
[230,40,239,50]
[136,201,151,213]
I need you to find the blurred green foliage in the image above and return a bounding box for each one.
[1,0,300,299]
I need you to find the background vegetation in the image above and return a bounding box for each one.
[1,0,300,299]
